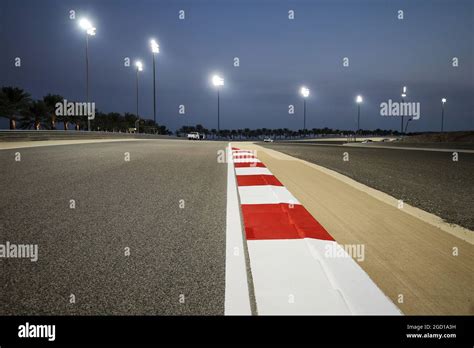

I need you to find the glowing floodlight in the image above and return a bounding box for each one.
[356,95,363,103]
[441,98,447,104]
[79,18,96,36]
[212,75,224,87]
[300,86,310,98]
[150,39,159,54]
[135,60,143,71]
[79,18,92,30]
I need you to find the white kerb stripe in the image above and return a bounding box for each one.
[305,239,401,315]
[233,158,261,163]
[247,239,401,315]
[233,153,257,159]
[225,144,252,315]
[247,239,349,315]
[235,167,273,176]
[233,152,256,156]
[238,185,300,205]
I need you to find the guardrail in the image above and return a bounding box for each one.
[0,130,177,142]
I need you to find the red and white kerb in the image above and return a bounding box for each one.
[231,146,400,315]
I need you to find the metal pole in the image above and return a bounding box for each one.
[217,89,220,133]
[401,98,404,135]
[303,99,306,134]
[357,103,360,133]
[441,104,444,132]
[136,68,139,133]
[152,52,156,127]
[356,103,360,142]
[86,33,90,131]
[405,118,412,133]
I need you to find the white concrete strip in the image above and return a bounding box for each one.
[224,143,252,315]
[0,138,141,150]
[235,167,273,176]
[247,239,401,315]
[279,141,474,154]
[238,185,300,205]
[247,239,349,315]
[304,239,401,315]
[233,152,256,156]
[343,143,474,154]
[233,158,261,163]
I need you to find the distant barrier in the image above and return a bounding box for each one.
[0,130,177,142]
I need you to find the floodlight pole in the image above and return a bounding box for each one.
[401,97,404,135]
[136,68,139,134]
[86,33,90,131]
[152,52,156,126]
[303,99,306,134]
[441,102,445,132]
[357,103,360,137]
[405,118,412,133]
[217,88,220,134]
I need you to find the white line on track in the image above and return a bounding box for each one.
[343,143,474,153]
[224,143,252,315]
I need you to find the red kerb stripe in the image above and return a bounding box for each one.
[241,203,334,241]
[236,175,283,187]
[234,162,266,168]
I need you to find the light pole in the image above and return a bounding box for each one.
[300,86,310,136]
[212,75,224,135]
[355,95,363,142]
[441,98,447,132]
[79,18,96,131]
[401,86,407,134]
[404,118,412,133]
[150,39,159,130]
[135,60,143,133]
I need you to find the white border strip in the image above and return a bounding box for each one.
[235,167,273,176]
[225,143,252,315]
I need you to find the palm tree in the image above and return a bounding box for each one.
[243,128,250,139]
[20,100,48,130]
[0,87,32,130]
[210,128,216,139]
[107,112,121,132]
[276,128,283,139]
[43,94,64,130]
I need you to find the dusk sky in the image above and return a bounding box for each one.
[1,0,473,131]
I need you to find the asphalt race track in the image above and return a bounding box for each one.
[1,138,473,316]
[0,140,228,315]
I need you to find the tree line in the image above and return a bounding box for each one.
[176,125,401,139]
[1,85,403,138]
[0,86,170,134]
